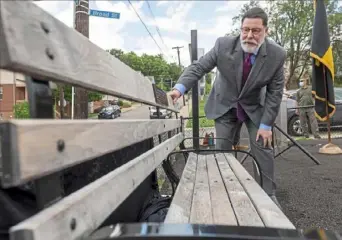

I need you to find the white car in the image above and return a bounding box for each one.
[149,106,172,119]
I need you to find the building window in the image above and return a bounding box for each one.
[0,87,3,100]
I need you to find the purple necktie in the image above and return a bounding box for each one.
[237,53,252,122]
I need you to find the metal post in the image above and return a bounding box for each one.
[71,86,75,119]
[26,77,64,209]
[191,30,199,150]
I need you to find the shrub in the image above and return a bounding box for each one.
[122,101,132,108]
[13,101,30,119]
[118,99,124,106]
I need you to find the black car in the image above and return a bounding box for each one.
[286,87,342,136]
[98,105,121,119]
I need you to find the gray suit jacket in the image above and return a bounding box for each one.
[177,35,286,127]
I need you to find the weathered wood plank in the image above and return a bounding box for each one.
[206,154,237,225]
[224,153,295,229]
[10,133,184,240]
[0,119,181,187]
[164,153,197,223]
[216,153,264,227]
[0,1,177,111]
[190,154,213,224]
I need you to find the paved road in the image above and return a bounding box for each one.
[120,105,150,119]
[120,104,181,120]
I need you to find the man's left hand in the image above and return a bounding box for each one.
[256,129,273,148]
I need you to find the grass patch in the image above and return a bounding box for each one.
[157,178,165,190]
[294,136,308,141]
[186,96,215,128]
[88,113,97,119]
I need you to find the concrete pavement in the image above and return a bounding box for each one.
[179,96,191,127]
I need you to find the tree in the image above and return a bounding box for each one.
[267,0,315,89]
[53,86,103,103]
[230,0,261,35]
[167,62,183,87]
[107,48,183,91]
[205,72,213,95]
[268,0,342,89]
[107,48,124,59]
[328,4,342,85]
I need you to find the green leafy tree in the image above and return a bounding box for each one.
[53,86,103,103]
[107,49,183,91]
[204,72,213,95]
[230,0,261,35]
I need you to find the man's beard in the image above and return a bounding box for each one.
[240,35,265,53]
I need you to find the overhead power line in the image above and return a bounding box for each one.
[146,1,166,48]
[146,1,176,62]
[127,0,164,55]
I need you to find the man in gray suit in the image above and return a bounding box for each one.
[170,7,286,205]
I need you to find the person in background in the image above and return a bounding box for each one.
[296,72,321,139]
[169,7,286,207]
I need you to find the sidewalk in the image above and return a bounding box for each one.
[178,96,191,126]
[121,102,142,113]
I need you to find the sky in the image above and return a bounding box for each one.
[34,0,267,66]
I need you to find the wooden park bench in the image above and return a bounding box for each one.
[165,152,295,229]
[0,1,299,240]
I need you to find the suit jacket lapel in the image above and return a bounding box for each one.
[233,42,244,93]
[240,41,267,97]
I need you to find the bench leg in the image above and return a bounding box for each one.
[26,77,64,209]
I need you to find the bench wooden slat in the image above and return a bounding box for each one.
[0,119,181,187]
[10,133,184,240]
[164,153,197,223]
[206,154,237,225]
[216,153,264,227]
[190,154,212,224]
[0,1,178,111]
[224,154,296,229]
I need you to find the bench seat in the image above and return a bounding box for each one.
[165,153,295,229]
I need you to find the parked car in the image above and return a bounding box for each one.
[286,87,342,136]
[98,105,121,119]
[149,106,172,119]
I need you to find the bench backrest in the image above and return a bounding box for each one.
[0,1,184,240]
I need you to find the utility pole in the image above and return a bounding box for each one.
[172,46,185,106]
[74,0,89,119]
[172,46,183,68]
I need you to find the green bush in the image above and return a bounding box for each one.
[205,80,212,95]
[118,99,124,106]
[122,101,132,108]
[13,101,30,119]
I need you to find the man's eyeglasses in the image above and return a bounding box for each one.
[241,27,263,35]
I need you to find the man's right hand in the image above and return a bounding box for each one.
[169,89,182,103]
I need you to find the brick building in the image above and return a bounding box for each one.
[0,69,28,119]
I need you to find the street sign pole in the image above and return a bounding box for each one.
[74,0,89,119]
[71,2,120,119]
